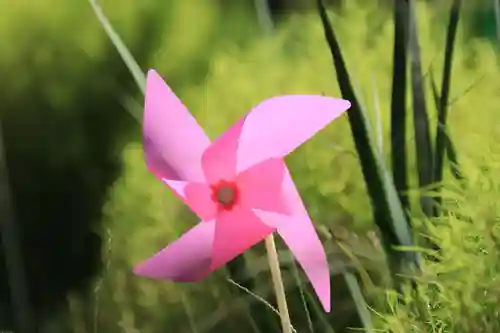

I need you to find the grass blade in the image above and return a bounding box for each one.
[290,261,314,333]
[121,95,144,122]
[253,0,274,34]
[343,272,374,333]
[390,0,410,215]
[303,290,336,333]
[433,0,463,212]
[87,0,146,94]
[494,0,500,43]
[316,0,419,278]
[408,0,434,217]
[227,279,298,333]
[371,75,384,156]
[429,71,462,183]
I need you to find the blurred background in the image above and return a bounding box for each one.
[1,0,500,332]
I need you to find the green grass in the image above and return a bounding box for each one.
[74,1,500,332]
[372,156,500,332]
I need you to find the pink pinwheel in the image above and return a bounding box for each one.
[134,69,351,312]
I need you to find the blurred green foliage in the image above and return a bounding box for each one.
[0,0,260,329]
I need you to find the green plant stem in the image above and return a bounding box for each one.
[408,0,434,217]
[390,0,410,215]
[253,0,274,34]
[316,0,419,275]
[88,0,146,95]
[494,0,500,43]
[264,234,292,333]
[433,0,462,212]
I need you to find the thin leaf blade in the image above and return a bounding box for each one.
[390,0,410,215]
[408,0,434,216]
[88,0,146,95]
[433,0,463,212]
[429,71,462,184]
[343,272,374,333]
[315,0,419,276]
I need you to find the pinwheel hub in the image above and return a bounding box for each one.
[217,187,235,204]
[211,180,239,211]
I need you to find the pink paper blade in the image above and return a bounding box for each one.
[208,158,291,270]
[143,69,211,182]
[133,220,216,282]
[235,158,290,215]
[202,95,351,174]
[201,119,243,184]
[253,167,331,312]
[211,206,275,271]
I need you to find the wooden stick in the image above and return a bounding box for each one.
[264,234,292,333]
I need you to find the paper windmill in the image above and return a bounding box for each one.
[134,69,351,312]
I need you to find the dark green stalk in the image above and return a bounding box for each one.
[408,0,434,217]
[343,272,374,333]
[390,0,410,215]
[316,0,418,279]
[429,71,462,184]
[494,0,500,43]
[0,120,36,333]
[253,0,274,34]
[433,0,463,213]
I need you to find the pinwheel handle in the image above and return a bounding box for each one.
[264,234,294,333]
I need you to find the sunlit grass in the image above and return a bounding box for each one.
[372,155,500,332]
